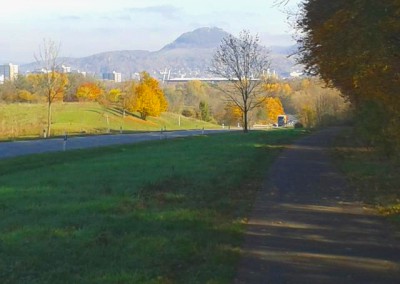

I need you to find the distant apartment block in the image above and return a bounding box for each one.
[0,63,18,83]
[34,64,71,74]
[30,65,87,77]
[60,65,71,73]
[102,71,122,82]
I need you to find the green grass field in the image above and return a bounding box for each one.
[0,103,219,140]
[0,129,307,283]
[333,129,400,222]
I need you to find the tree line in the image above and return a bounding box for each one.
[0,73,349,128]
[296,0,400,156]
[0,26,356,138]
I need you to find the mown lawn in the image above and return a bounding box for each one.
[333,129,400,222]
[0,129,307,283]
[0,102,219,140]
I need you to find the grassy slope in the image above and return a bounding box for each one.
[0,129,307,283]
[0,103,219,140]
[333,129,400,222]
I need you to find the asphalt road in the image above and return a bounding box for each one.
[234,127,400,284]
[0,129,229,159]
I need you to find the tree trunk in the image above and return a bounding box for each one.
[243,109,249,133]
[47,101,52,137]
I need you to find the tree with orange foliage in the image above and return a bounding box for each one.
[76,82,103,101]
[264,97,285,124]
[126,72,167,120]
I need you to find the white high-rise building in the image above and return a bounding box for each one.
[113,71,122,83]
[0,63,18,82]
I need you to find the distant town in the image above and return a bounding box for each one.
[0,61,303,85]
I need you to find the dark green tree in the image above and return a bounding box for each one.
[199,100,212,122]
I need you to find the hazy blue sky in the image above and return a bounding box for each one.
[0,0,301,63]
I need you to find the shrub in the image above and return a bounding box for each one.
[181,108,197,118]
[294,122,304,128]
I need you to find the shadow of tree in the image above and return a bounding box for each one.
[235,127,400,284]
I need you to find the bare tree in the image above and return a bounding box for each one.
[35,39,66,137]
[211,30,270,132]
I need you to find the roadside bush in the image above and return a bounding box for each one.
[181,108,197,118]
[355,101,400,159]
[294,122,304,128]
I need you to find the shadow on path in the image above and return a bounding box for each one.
[234,127,400,284]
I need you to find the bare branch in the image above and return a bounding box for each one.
[211,30,271,132]
[34,38,61,72]
[34,38,66,137]
[273,0,291,7]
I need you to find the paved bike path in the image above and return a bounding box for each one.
[234,127,400,283]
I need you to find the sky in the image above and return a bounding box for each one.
[0,0,301,63]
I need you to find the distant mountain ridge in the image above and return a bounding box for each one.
[161,27,230,50]
[20,27,298,79]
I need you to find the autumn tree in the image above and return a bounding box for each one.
[222,103,243,127]
[0,81,18,103]
[34,39,68,137]
[163,84,185,113]
[76,82,103,101]
[120,81,137,117]
[263,82,292,96]
[184,80,206,106]
[296,0,400,154]
[211,30,271,132]
[107,88,122,103]
[126,72,167,120]
[18,90,36,103]
[104,88,125,116]
[264,97,285,124]
[28,73,67,100]
[64,73,88,102]
[291,79,349,127]
[263,81,294,113]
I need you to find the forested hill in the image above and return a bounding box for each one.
[20,27,297,79]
